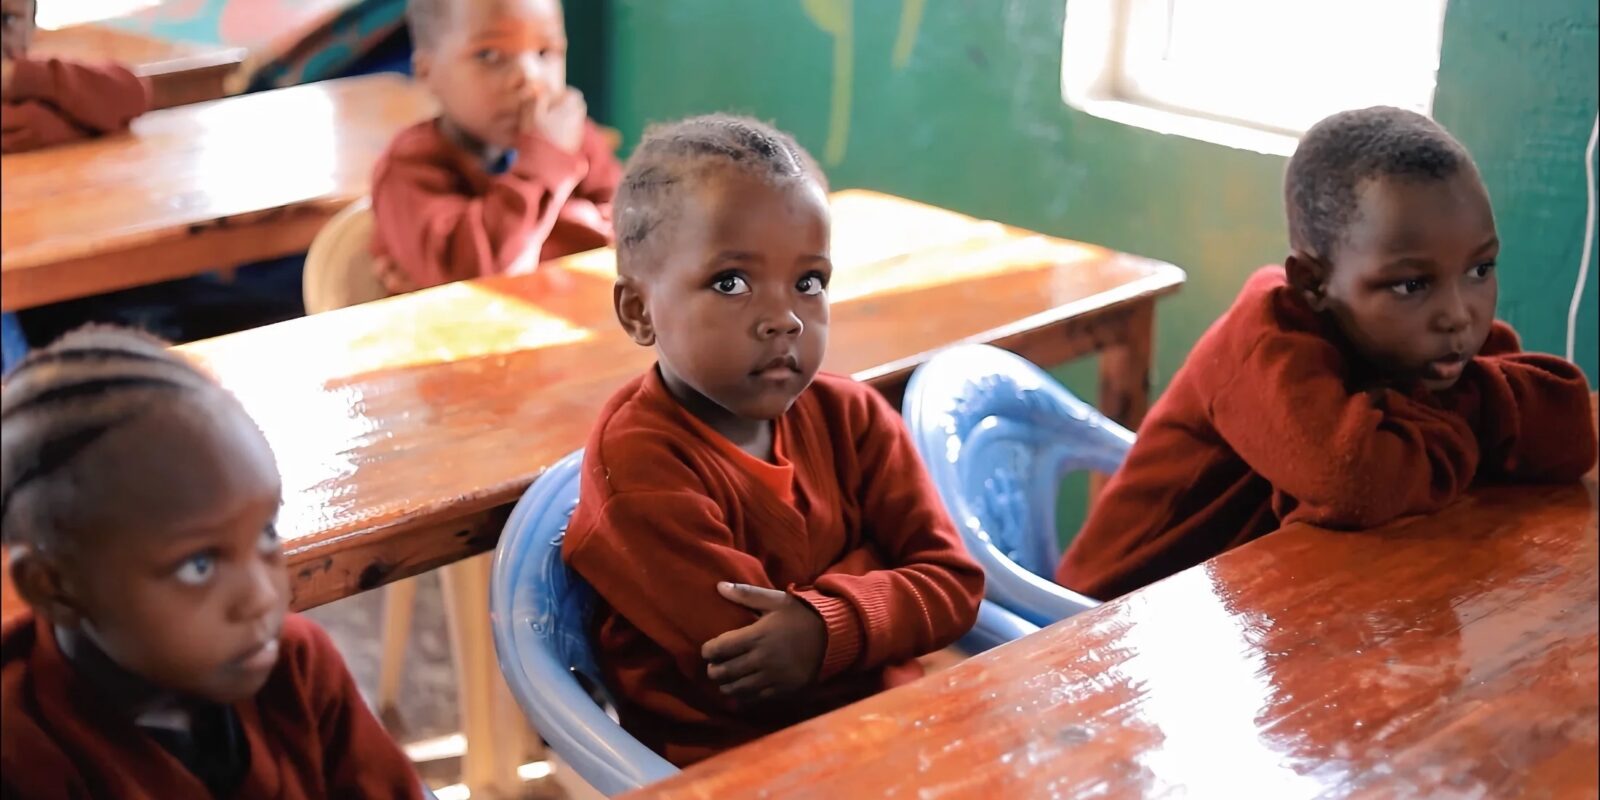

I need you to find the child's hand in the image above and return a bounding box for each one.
[523,88,587,154]
[702,582,826,702]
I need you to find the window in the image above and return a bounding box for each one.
[35,0,159,31]
[1062,0,1449,154]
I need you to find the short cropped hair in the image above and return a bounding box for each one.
[613,114,828,277]
[1285,106,1474,260]
[406,0,451,50]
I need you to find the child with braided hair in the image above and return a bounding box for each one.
[1,326,421,799]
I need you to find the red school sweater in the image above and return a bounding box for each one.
[563,369,986,766]
[0,613,423,799]
[368,117,621,294]
[1,57,150,153]
[1058,266,1597,600]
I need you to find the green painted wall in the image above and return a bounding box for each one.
[578,0,1598,387]
[1433,2,1599,380]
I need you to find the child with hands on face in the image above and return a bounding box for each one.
[369,0,622,295]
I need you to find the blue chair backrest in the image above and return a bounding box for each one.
[490,449,677,797]
[2,312,29,376]
[904,345,1132,620]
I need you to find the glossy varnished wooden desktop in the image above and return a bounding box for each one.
[0,73,434,312]
[626,460,1599,799]
[172,190,1186,609]
[32,24,245,109]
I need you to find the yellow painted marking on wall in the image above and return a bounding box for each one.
[893,0,925,69]
[802,0,853,165]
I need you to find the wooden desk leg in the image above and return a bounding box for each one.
[376,578,418,717]
[1091,301,1155,504]
[440,554,545,799]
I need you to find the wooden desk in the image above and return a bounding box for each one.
[627,472,1599,798]
[32,25,246,109]
[0,73,434,312]
[171,190,1184,609]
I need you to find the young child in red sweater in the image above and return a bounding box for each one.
[1,0,150,153]
[562,115,985,766]
[369,0,622,295]
[1058,107,1598,600]
[0,327,424,798]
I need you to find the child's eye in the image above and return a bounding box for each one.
[258,525,281,555]
[174,553,217,586]
[475,49,503,65]
[711,274,751,295]
[796,273,828,296]
[1389,278,1430,296]
[1468,261,1496,280]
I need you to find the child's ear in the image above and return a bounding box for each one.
[9,546,86,628]
[614,278,655,346]
[1285,251,1331,311]
[411,50,433,83]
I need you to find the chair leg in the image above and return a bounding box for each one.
[440,554,544,799]
[376,578,418,717]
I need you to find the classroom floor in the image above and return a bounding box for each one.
[308,576,967,800]
[306,575,602,800]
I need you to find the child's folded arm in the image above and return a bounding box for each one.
[1,100,90,153]
[1212,327,1481,529]
[5,58,148,134]
[794,388,985,676]
[371,135,587,290]
[574,120,622,207]
[565,490,777,679]
[1459,351,1596,483]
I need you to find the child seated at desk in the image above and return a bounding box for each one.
[369,0,621,295]
[562,115,985,766]
[1058,107,1598,600]
[0,0,150,153]
[0,327,423,798]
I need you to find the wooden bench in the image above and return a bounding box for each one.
[0,73,435,312]
[625,441,1600,798]
[32,24,246,109]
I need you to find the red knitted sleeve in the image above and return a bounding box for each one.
[287,617,423,798]
[370,129,587,290]
[1213,325,1482,530]
[1,100,88,153]
[574,120,621,207]
[565,488,776,681]
[5,57,148,134]
[1450,322,1596,481]
[792,386,985,679]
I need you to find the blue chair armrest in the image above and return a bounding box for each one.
[491,450,678,796]
[956,599,1040,654]
[982,554,1100,628]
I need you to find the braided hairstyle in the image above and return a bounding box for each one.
[613,113,828,277]
[1286,106,1476,262]
[1,326,240,550]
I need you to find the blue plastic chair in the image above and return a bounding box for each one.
[490,448,1037,796]
[2,312,28,376]
[903,344,1135,626]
